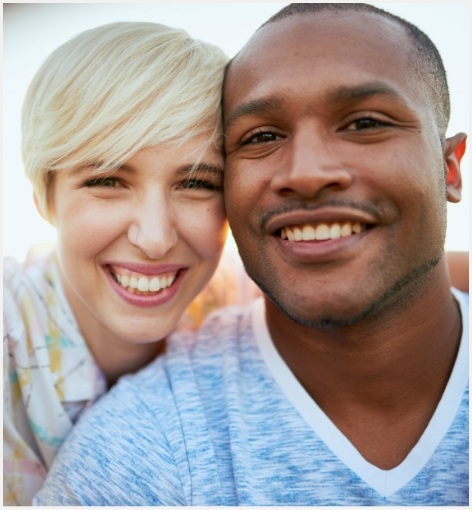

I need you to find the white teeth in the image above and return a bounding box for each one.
[330,223,341,239]
[149,277,160,292]
[281,221,366,242]
[112,270,177,294]
[302,225,316,241]
[293,227,303,241]
[138,277,149,292]
[340,223,352,237]
[315,224,330,241]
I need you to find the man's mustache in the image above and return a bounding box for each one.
[259,198,384,230]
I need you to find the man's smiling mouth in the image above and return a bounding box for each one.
[280,221,366,241]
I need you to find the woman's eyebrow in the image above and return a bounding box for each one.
[179,162,224,175]
[70,163,134,177]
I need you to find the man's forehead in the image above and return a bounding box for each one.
[224,11,410,112]
[230,10,406,73]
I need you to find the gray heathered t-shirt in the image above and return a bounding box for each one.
[35,291,469,505]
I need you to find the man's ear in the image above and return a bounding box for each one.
[445,132,466,203]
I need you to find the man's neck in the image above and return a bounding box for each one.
[264,268,462,469]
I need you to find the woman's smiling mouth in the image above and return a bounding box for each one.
[108,266,180,297]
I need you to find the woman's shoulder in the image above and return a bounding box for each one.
[4,245,56,290]
[3,256,22,287]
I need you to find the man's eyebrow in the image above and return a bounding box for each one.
[327,82,406,104]
[224,97,282,132]
[224,83,407,132]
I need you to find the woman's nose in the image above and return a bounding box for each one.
[127,192,178,259]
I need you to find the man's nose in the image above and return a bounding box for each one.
[270,126,353,198]
[127,191,178,259]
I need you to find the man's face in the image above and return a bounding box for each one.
[223,12,458,328]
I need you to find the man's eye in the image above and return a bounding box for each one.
[242,131,281,145]
[85,177,119,188]
[345,118,391,131]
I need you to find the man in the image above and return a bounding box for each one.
[35,3,468,505]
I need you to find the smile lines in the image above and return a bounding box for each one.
[111,269,177,295]
[281,221,365,241]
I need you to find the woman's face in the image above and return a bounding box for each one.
[49,135,227,347]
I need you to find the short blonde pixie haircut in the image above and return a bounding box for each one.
[22,21,228,217]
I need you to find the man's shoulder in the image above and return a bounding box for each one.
[32,303,264,505]
[107,301,251,409]
[110,299,263,420]
[34,355,187,505]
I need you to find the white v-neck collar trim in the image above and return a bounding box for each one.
[252,289,469,498]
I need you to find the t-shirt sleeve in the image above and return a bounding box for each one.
[33,371,186,506]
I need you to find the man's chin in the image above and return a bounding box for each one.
[270,298,375,330]
[258,250,444,331]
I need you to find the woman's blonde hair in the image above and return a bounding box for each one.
[22,21,228,215]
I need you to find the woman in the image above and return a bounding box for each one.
[3,21,229,505]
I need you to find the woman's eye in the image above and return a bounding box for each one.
[85,177,120,188]
[180,178,222,192]
[242,131,281,145]
[345,118,390,131]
